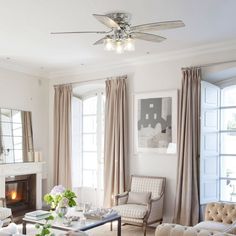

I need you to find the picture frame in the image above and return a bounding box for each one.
[134,90,178,154]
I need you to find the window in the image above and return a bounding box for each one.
[200,81,236,204]
[220,85,236,202]
[82,93,105,188]
[72,90,105,190]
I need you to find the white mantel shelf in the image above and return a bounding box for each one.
[0,162,45,209]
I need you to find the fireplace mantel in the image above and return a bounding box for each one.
[0,162,45,209]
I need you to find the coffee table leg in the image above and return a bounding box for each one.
[117,217,121,236]
[22,221,27,235]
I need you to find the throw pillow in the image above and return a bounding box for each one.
[127,191,151,205]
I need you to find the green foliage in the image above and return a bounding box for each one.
[43,188,77,209]
[35,215,55,236]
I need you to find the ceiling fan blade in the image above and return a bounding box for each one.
[131,20,185,32]
[93,37,106,45]
[131,32,166,42]
[93,14,120,29]
[51,30,109,34]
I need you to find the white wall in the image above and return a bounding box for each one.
[0,67,49,195]
[48,47,236,222]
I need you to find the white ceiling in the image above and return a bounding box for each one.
[0,0,236,77]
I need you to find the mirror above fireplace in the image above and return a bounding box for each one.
[0,108,34,164]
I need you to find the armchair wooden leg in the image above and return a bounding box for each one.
[110,222,113,231]
[143,223,147,236]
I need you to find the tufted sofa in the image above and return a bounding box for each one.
[155,202,236,236]
[155,223,236,236]
[194,202,236,234]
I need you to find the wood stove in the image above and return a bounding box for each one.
[5,174,36,213]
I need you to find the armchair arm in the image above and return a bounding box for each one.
[115,191,129,205]
[145,193,164,223]
[0,198,6,207]
[223,220,236,234]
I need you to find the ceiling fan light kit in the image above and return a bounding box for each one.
[104,36,135,53]
[51,12,185,54]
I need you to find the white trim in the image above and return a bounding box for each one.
[1,39,234,79]
[48,39,236,79]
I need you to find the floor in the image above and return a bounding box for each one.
[18,223,156,236]
[88,224,155,236]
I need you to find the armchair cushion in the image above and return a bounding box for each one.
[113,204,148,219]
[127,191,151,205]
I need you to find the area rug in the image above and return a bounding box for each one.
[17,223,155,236]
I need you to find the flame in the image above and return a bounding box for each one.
[11,191,17,200]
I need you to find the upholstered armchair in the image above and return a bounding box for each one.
[0,198,13,226]
[113,175,166,236]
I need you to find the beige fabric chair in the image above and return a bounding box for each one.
[0,198,12,226]
[194,202,236,234]
[155,223,235,236]
[113,175,166,236]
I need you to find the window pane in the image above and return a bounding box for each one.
[13,137,22,149]
[83,152,97,169]
[83,96,97,115]
[12,111,22,123]
[82,134,96,151]
[13,123,22,136]
[83,170,97,188]
[83,115,96,133]
[2,136,13,149]
[220,179,236,202]
[221,108,236,130]
[1,109,12,122]
[221,133,236,154]
[1,122,12,136]
[221,85,236,106]
[14,150,23,162]
[221,156,236,178]
[4,149,14,163]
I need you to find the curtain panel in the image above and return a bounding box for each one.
[104,76,128,207]
[53,84,72,189]
[174,67,201,226]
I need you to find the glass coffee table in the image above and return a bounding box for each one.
[22,210,121,236]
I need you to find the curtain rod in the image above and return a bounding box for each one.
[54,75,127,88]
[182,59,236,70]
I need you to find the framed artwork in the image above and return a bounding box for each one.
[134,90,178,154]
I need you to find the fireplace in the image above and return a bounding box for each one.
[5,174,36,213]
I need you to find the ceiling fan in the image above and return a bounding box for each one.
[51,12,185,53]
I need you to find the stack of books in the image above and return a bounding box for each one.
[25,210,51,220]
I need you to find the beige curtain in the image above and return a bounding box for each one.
[53,84,72,189]
[0,115,3,156]
[104,76,128,207]
[174,67,201,226]
[22,111,34,162]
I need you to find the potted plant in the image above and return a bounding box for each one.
[44,185,77,217]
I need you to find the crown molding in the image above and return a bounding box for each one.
[0,39,236,80]
[48,39,236,79]
[0,60,48,79]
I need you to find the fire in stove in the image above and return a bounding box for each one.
[10,191,17,200]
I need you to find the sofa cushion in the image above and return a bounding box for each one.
[194,221,232,232]
[113,204,148,219]
[127,191,151,205]
[155,223,236,236]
